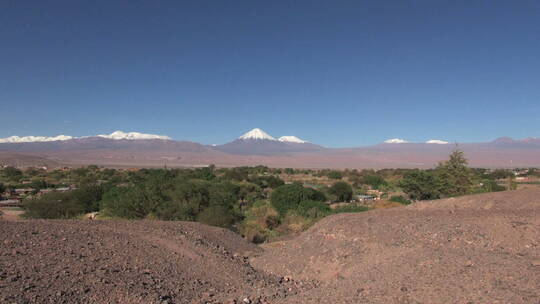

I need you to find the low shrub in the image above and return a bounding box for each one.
[197,205,237,228]
[333,205,369,214]
[296,200,332,218]
[241,201,280,243]
[389,195,412,205]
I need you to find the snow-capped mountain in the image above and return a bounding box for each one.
[278,136,308,144]
[0,135,74,143]
[238,128,276,141]
[0,131,170,143]
[1,129,540,168]
[383,138,450,144]
[426,139,449,144]
[96,131,171,141]
[384,138,409,144]
[215,128,321,155]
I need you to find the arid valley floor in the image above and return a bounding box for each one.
[1,189,539,304]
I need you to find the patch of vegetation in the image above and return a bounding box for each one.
[389,195,412,205]
[23,185,103,219]
[333,205,369,213]
[2,150,527,243]
[270,183,326,216]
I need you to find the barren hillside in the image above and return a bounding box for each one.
[252,189,540,303]
[0,220,310,304]
[1,190,539,303]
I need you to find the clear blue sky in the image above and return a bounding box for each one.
[1,1,539,147]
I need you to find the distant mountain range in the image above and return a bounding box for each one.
[0,129,539,168]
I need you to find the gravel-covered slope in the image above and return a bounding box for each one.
[0,220,309,304]
[251,189,540,304]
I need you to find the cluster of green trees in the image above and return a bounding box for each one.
[400,150,507,200]
[19,165,368,243]
[7,150,529,243]
[23,185,103,219]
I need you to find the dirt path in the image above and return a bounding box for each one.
[0,207,24,221]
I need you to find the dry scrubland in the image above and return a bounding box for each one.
[1,189,539,303]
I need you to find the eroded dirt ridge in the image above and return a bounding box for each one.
[1,189,539,303]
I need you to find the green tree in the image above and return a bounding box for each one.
[326,171,343,180]
[400,170,441,201]
[329,181,353,202]
[436,150,475,197]
[2,167,23,182]
[362,175,387,189]
[270,184,326,215]
[249,175,284,189]
[101,176,170,219]
[169,179,211,214]
[23,185,103,219]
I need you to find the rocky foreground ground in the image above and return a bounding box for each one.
[1,189,539,303]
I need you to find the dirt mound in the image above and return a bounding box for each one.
[252,189,540,303]
[0,220,311,304]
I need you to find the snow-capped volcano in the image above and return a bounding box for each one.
[278,136,308,144]
[215,128,320,155]
[238,128,276,141]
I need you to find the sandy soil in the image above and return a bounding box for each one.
[0,207,24,222]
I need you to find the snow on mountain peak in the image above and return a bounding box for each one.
[0,131,171,143]
[97,131,171,140]
[0,135,74,143]
[238,128,276,141]
[384,138,409,144]
[426,139,449,144]
[278,136,308,144]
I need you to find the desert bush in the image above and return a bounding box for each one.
[241,201,280,243]
[277,211,315,234]
[154,200,196,221]
[389,195,412,205]
[296,200,332,218]
[333,205,369,213]
[479,180,506,193]
[197,205,237,228]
